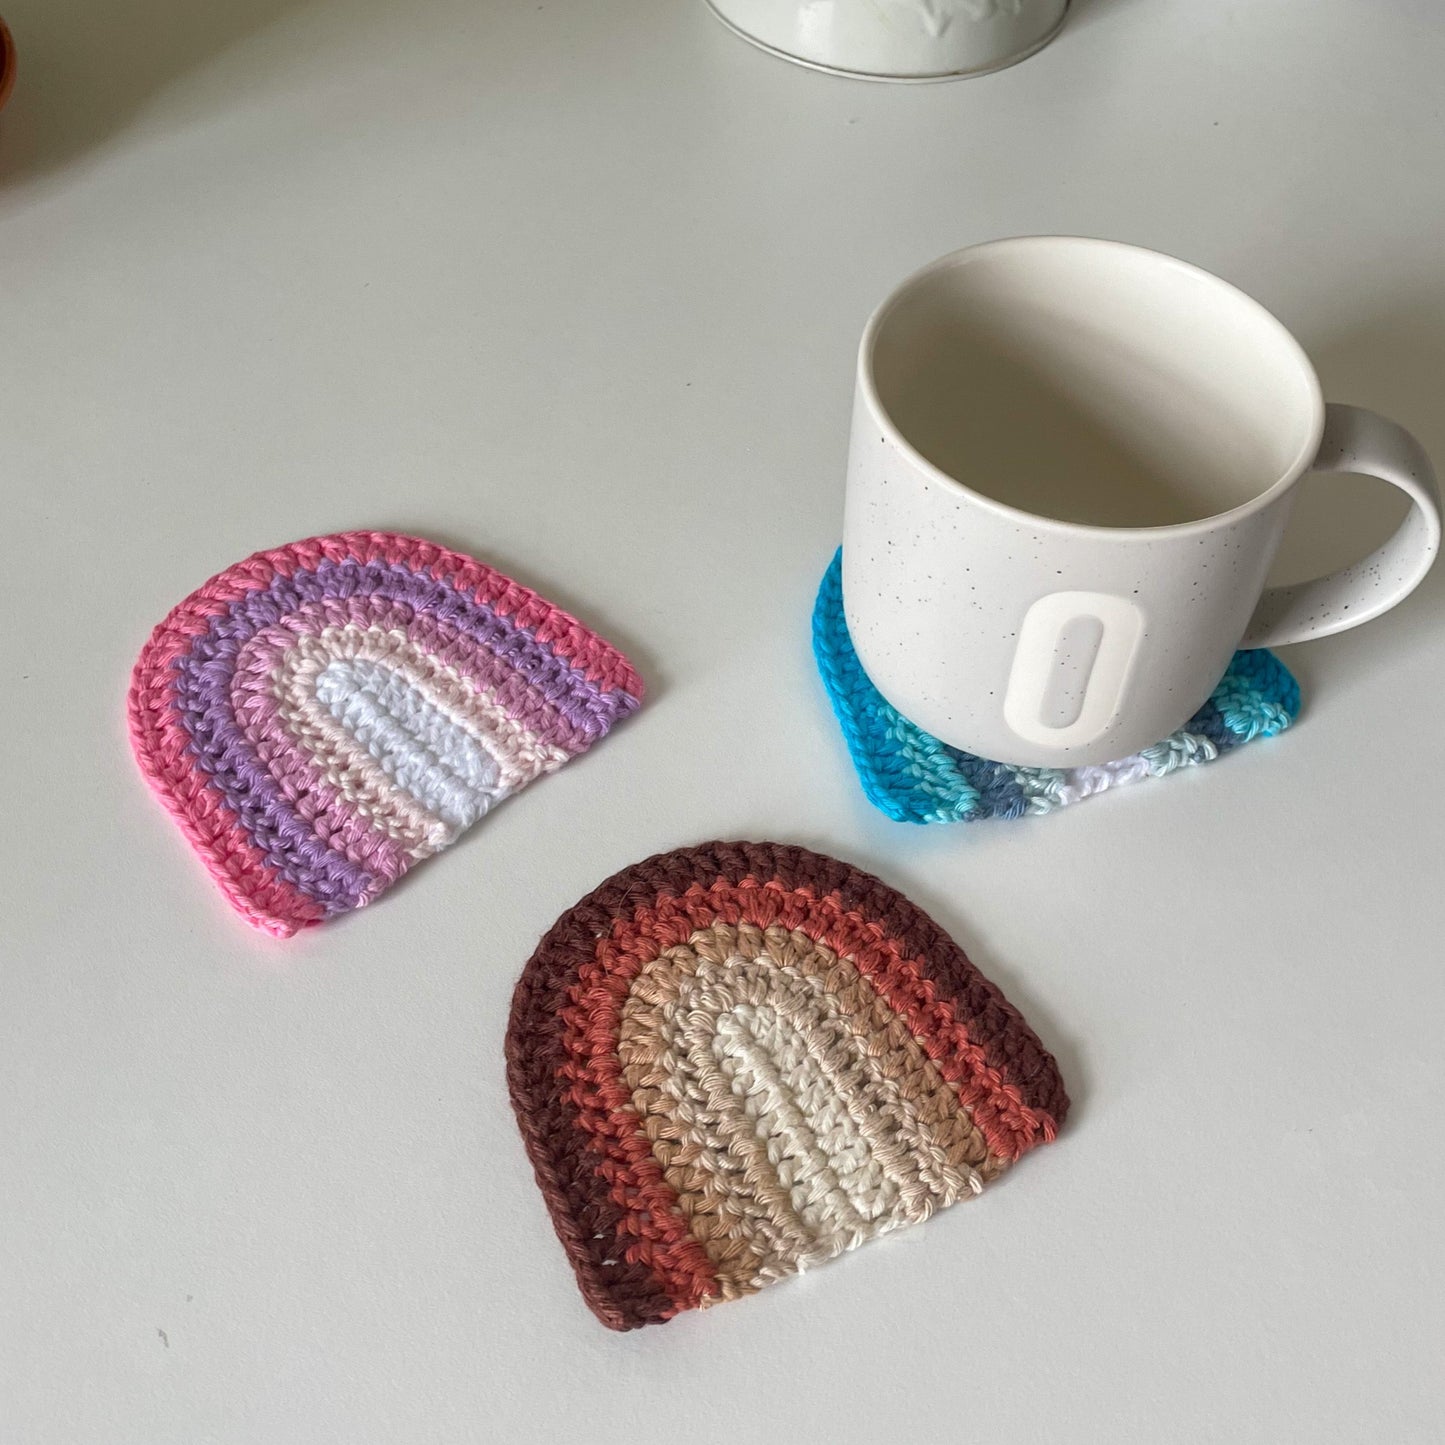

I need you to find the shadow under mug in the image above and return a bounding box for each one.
[842,237,1441,768]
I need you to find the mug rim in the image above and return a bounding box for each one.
[857,236,1328,538]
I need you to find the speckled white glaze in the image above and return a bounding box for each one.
[842,238,1441,768]
[705,0,1068,83]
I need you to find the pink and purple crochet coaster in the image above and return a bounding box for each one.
[128,532,643,937]
[813,549,1299,824]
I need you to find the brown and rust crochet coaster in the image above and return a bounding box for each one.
[506,841,1068,1331]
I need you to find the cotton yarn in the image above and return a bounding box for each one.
[128,531,642,936]
[506,841,1067,1330]
[813,549,1300,824]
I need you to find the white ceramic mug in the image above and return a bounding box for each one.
[842,237,1441,768]
[706,0,1068,83]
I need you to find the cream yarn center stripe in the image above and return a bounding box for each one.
[702,1001,896,1247]
[688,923,994,1201]
[618,921,991,1298]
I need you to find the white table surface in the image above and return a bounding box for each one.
[3,1,1443,1440]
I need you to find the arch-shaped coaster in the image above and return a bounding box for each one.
[128,532,643,937]
[813,549,1300,824]
[506,841,1068,1330]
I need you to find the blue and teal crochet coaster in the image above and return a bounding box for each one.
[812,549,1300,825]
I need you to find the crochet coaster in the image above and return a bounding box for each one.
[813,550,1300,825]
[506,841,1067,1331]
[128,531,643,937]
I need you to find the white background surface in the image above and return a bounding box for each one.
[2,2,1443,1441]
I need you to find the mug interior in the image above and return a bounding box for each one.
[866,238,1323,529]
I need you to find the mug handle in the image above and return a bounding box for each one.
[1243,403,1441,648]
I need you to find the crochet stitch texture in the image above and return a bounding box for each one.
[506,841,1067,1330]
[813,549,1300,824]
[128,531,643,937]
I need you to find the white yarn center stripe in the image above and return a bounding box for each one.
[315,657,505,831]
[272,647,449,856]
[309,624,565,793]
[268,622,569,857]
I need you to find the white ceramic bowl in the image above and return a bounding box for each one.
[706,0,1069,83]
